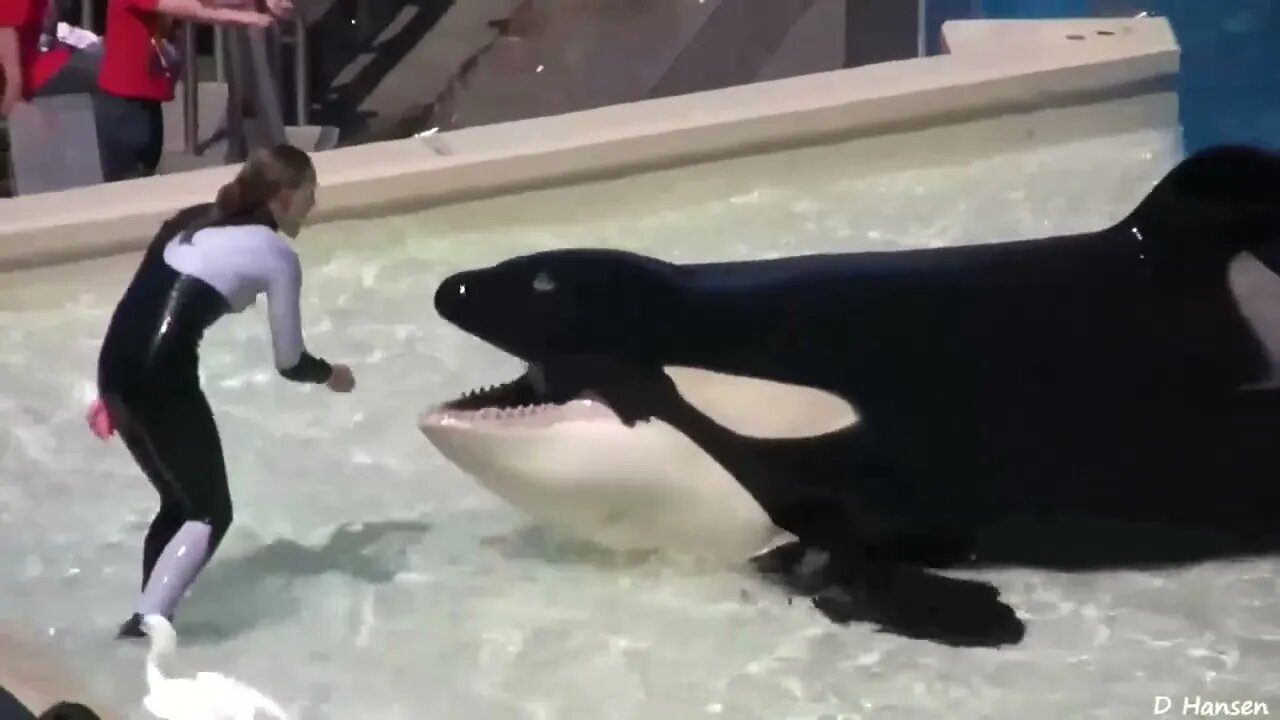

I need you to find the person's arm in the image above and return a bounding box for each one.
[0,26,23,115]
[264,245,333,384]
[146,0,273,27]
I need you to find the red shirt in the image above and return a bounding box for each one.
[0,0,72,96]
[97,0,176,102]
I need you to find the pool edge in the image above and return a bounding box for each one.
[0,16,1179,274]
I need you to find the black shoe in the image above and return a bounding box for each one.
[115,613,146,640]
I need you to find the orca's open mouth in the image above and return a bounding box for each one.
[421,363,621,428]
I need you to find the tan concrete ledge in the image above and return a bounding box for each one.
[0,15,1178,273]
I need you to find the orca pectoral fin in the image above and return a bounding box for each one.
[812,566,1025,648]
[750,540,832,596]
[749,538,809,575]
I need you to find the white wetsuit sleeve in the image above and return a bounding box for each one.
[264,247,332,383]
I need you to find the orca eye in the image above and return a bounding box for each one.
[532,272,556,292]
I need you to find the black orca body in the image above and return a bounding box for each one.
[429,145,1280,647]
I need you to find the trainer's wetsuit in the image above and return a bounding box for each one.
[97,203,331,637]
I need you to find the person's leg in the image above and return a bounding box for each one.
[90,93,152,182]
[112,388,232,638]
[102,394,186,589]
[137,100,165,177]
[139,503,186,589]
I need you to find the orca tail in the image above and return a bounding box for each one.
[1121,144,1280,280]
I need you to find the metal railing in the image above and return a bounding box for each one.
[182,22,199,153]
[61,0,308,160]
[77,0,91,34]
[293,19,309,125]
[245,25,288,145]
[186,20,306,158]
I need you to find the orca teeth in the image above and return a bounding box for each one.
[442,364,597,415]
[425,395,622,427]
[461,383,499,399]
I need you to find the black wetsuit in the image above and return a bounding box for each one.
[96,204,332,636]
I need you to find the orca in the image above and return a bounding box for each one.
[418,144,1280,648]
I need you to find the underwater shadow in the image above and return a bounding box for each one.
[176,519,432,644]
[488,524,659,569]
[752,517,1280,649]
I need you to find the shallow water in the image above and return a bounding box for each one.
[3,121,1277,720]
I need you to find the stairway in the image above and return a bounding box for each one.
[5,1,850,195]
[430,0,845,132]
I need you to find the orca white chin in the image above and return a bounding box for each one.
[417,362,794,563]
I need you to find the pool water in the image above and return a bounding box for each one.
[3,118,1278,719]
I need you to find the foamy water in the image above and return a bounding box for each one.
[3,121,1277,720]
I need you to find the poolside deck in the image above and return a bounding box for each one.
[0,16,1178,274]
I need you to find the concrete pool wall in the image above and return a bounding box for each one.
[0,16,1178,274]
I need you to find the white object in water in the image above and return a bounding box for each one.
[139,615,289,720]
